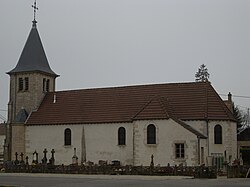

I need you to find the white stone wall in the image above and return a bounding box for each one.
[133,119,199,166]
[208,121,237,162]
[84,123,133,165]
[11,124,25,160]
[25,123,133,165]
[25,119,237,166]
[26,124,83,165]
[184,120,208,136]
[185,120,237,162]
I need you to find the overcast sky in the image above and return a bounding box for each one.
[0,0,250,122]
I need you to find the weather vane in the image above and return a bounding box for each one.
[32,0,38,21]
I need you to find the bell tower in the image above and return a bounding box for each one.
[5,1,59,160]
[7,19,59,123]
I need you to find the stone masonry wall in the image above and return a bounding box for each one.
[11,123,25,160]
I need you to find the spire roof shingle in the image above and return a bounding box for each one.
[7,21,58,77]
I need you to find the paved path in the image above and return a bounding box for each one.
[0,173,249,187]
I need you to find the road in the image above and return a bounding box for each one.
[0,173,249,187]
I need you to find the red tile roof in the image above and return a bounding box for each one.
[26,81,235,125]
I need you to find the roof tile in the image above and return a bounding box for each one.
[27,81,235,125]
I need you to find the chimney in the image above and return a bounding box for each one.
[228,92,232,103]
[224,92,233,112]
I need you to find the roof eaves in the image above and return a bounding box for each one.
[208,84,236,122]
[26,119,134,126]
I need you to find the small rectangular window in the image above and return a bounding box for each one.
[18,78,23,91]
[46,79,50,92]
[175,143,185,159]
[201,147,204,164]
[24,77,29,91]
[43,78,46,92]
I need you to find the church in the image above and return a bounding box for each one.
[5,15,237,167]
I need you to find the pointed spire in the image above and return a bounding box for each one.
[7,1,58,77]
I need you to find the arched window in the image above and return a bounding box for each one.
[214,125,222,144]
[64,128,71,146]
[147,124,156,144]
[118,127,126,145]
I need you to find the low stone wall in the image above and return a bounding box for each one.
[2,162,218,178]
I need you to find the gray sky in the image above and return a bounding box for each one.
[0,0,250,122]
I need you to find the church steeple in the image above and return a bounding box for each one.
[5,0,59,162]
[7,1,59,123]
[7,0,58,77]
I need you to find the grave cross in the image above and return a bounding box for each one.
[42,148,48,164]
[50,149,55,165]
[14,152,19,165]
[20,152,24,164]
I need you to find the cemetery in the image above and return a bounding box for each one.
[1,150,249,179]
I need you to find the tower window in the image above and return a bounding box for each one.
[43,78,46,92]
[46,79,50,92]
[64,128,72,146]
[18,78,23,91]
[24,77,29,91]
[43,78,50,92]
[147,124,156,144]
[118,127,126,145]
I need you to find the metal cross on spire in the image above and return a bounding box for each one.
[32,0,38,21]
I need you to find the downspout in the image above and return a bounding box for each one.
[197,136,200,165]
[206,120,209,156]
[132,122,135,166]
[81,126,86,164]
[9,75,17,160]
[205,82,209,156]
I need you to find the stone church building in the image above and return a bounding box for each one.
[5,19,237,167]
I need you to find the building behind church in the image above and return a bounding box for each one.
[4,17,237,168]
